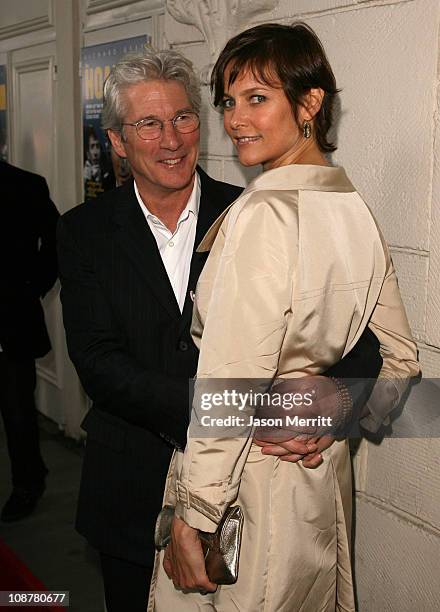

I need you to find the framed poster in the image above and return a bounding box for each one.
[81,35,149,199]
[0,65,7,161]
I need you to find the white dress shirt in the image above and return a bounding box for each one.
[134,173,200,312]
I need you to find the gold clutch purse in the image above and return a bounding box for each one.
[154,505,244,585]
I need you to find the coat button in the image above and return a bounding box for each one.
[178,340,189,351]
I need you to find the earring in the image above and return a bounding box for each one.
[303,121,312,139]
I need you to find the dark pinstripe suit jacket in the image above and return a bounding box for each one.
[57,168,243,564]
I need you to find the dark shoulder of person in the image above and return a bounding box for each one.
[59,177,132,241]
[0,160,47,195]
[197,165,243,201]
[214,177,243,200]
[0,162,57,242]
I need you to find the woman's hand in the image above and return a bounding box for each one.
[253,433,316,463]
[163,516,217,593]
[300,435,335,467]
[254,434,335,467]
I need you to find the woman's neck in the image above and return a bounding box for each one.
[264,138,329,171]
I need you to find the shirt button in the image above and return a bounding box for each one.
[168,241,174,247]
[178,340,189,351]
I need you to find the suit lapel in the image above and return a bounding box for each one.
[111,169,239,327]
[112,181,181,320]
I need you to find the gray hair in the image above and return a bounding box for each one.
[102,49,201,132]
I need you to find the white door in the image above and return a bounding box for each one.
[9,40,82,431]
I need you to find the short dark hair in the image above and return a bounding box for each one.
[211,22,339,153]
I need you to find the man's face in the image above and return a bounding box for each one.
[88,136,101,163]
[108,80,200,198]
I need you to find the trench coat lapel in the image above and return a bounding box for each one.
[178,168,232,334]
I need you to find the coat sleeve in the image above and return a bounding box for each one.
[57,213,190,448]
[175,193,299,531]
[361,247,420,432]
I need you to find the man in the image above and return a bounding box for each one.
[0,160,59,521]
[57,50,382,611]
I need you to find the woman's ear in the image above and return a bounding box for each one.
[300,88,325,121]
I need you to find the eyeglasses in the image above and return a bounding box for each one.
[122,111,200,141]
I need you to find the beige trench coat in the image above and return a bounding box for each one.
[149,165,419,612]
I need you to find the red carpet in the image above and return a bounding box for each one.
[0,537,66,610]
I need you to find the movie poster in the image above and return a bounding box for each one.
[82,35,149,199]
[0,65,7,161]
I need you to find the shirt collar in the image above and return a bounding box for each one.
[134,171,200,227]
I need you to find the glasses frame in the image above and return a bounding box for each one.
[121,111,200,141]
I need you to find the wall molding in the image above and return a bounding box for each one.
[87,0,164,15]
[0,0,54,42]
[283,0,415,21]
[11,53,55,184]
[151,12,165,50]
[84,0,164,33]
[166,0,280,83]
[12,55,53,76]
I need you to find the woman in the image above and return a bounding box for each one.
[150,23,419,611]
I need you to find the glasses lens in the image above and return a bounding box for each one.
[137,119,162,140]
[174,113,200,133]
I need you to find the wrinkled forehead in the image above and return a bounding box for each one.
[120,79,191,119]
[123,78,189,100]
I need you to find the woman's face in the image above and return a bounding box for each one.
[222,68,306,171]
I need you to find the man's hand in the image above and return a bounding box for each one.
[163,516,217,593]
[253,376,346,467]
[272,376,341,427]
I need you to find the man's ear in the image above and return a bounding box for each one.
[107,129,127,158]
[300,88,325,122]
